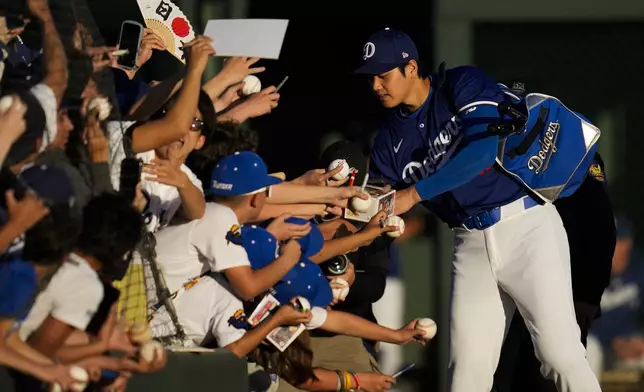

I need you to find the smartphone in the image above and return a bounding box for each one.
[118,157,142,203]
[392,363,416,379]
[116,20,144,69]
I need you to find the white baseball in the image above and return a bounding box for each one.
[294,296,311,312]
[350,196,372,213]
[241,75,262,96]
[140,340,165,363]
[415,318,437,340]
[52,365,89,392]
[327,159,350,181]
[330,277,350,301]
[0,95,14,114]
[385,215,406,238]
[87,97,112,121]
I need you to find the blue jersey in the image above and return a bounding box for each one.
[370,66,526,226]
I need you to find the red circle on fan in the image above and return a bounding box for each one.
[171,17,190,38]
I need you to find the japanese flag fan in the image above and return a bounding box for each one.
[137,0,195,62]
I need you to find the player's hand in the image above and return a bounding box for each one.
[293,165,349,187]
[0,95,27,144]
[143,156,190,190]
[266,213,312,241]
[184,36,215,75]
[274,303,312,326]
[214,82,244,112]
[219,56,265,85]
[136,28,166,69]
[355,372,395,392]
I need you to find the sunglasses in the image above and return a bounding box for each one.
[160,109,204,132]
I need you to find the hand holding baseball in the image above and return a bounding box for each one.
[220,56,266,85]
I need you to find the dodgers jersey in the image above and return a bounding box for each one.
[370,66,526,226]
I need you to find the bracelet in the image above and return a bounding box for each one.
[335,370,344,391]
[349,371,360,391]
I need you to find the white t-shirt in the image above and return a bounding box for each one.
[19,253,104,340]
[30,83,57,151]
[154,203,251,293]
[106,120,203,233]
[150,273,247,347]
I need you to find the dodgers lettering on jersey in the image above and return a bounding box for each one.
[370,66,525,225]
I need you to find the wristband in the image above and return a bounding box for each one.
[335,370,344,391]
[349,371,360,390]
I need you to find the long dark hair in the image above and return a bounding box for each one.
[253,331,317,387]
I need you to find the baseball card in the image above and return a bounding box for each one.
[266,324,306,352]
[344,185,396,223]
[248,294,280,327]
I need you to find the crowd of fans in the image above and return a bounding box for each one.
[0,1,431,391]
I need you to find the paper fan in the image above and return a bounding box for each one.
[137,0,196,63]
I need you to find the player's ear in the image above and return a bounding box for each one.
[406,60,418,78]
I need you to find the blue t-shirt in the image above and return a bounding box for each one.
[0,258,38,323]
[370,66,525,226]
[591,253,644,348]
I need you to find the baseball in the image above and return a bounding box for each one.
[293,296,311,313]
[415,318,437,340]
[87,97,112,121]
[0,95,14,114]
[330,277,350,301]
[52,365,89,392]
[385,215,406,238]
[140,340,165,363]
[241,75,262,96]
[327,159,350,181]
[350,196,372,213]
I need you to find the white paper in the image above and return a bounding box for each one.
[203,19,289,60]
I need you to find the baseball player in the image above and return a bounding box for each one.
[354,28,601,392]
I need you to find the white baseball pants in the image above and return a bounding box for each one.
[447,201,601,392]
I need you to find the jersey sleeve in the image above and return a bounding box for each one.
[369,128,399,187]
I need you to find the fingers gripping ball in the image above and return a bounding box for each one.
[327,159,350,181]
[241,75,262,96]
[330,277,350,301]
[350,196,372,213]
[51,366,89,392]
[293,296,311,313]
[0,95,13,114]
[87,97,112,121]
[140,340,165,363]
[415,318,437,340]
[385,215,405,238]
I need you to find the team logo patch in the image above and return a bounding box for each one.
[228,309,250,330]
[226,224,243,246]
[588,163,605,183]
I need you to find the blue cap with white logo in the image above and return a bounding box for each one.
[209,151,282,196]
[353,28,419,75]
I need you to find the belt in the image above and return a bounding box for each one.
[461,196,541,230]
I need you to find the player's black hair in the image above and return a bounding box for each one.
[398,59,430,79]
[75,193,143,280]
[187,121,260,187]
[23,204,81,266]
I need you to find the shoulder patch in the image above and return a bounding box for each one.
[588,163,605,183]
[226,224,243,246]
[228,309,250,330]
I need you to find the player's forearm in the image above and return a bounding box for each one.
[309,234,368,264]
[322,310,398,343]
[225,315,281,358]
[40,14,68,104]
[179,183,206,220]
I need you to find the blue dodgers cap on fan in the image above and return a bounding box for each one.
[353,28,419,75]
[209,151,282,196]
[285,217,324,258]
[18,164,75,207]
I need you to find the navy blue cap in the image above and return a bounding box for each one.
[19,164,75,207]
[209,151,282,196]
[285,217,324,258]
[353,28,419,75]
